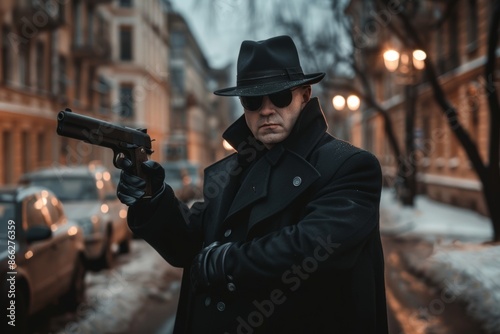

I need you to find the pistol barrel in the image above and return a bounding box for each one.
[56,110,152,152]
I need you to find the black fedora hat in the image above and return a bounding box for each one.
[214,35,325,97]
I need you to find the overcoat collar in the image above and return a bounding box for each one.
[205,98,328,235]
[222,97,327,159]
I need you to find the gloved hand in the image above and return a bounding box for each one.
[116,159,165,206]
[190,241,234,293]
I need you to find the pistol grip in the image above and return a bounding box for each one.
[133,146,152,199]
[114,147,152,199]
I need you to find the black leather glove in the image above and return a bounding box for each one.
[116,159,165,206]
[191,242,234,293]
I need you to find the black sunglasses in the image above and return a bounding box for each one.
[240,87,302,111]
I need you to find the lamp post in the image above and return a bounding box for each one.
[383,48,426,206]
[332,93,360,144]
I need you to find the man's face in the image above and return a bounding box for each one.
[243,86,311,149]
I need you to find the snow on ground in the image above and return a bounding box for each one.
[56,240,181,334]
[380,188,500,334]
[380,189,493,243]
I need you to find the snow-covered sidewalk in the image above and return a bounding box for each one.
[380,189,500,334]
[56,240,182,334]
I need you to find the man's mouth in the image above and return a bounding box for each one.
[260,123,279,129]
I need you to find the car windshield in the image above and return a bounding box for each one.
[0,202,16,242]
[28,177,98,201]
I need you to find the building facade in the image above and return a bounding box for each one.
[167,10,233,168]
[98,0,170,163]
[0,0,170,185]
[345,0,498,216]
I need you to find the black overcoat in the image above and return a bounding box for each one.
[128,98,388,334]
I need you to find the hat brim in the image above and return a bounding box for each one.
[214,72,325,97]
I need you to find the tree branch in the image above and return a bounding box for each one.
[379,0,487,176]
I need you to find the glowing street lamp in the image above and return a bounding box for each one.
[382,47,427,206]
[332,94,360,111]
[412,49,427,70]
[383,48,427,74]
[332,95,346,110]
[346,95,360,111]
[383,49,400,72]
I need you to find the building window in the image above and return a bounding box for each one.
[466,81,480,142]
[467,0,479,53]
[20,46,31,88]
[36,42,45,92]
[119,26,133,61]
[119,0,133,7]
[74,60,82,103]
[88,7,95,46]
[58,55,67,98]
[171,68,185,93]
[118,84,134,118]
[96,76,111,113]
[448,6,460,70]
[37,133,46,167]
[2,131,13,184]
[21,132,30,174]
[422,116,431,158]
[171,32,185,48]
[2,26,13,84]
[434,115,445,160]
[73,0,83,47]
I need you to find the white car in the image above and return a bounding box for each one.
[0,186,86,334]
[20,163,132,270]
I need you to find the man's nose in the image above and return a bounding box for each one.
[259,96,276,116]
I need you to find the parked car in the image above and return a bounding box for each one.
[19,163,132,270]
[161,160,202,203]
[0,185,86,333]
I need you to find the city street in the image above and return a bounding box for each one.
[383,236,487,334]
[14,189,497,334]
[26,240,182,334]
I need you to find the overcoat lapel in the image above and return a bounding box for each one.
[210,97,327,235]
[245,150,320,232]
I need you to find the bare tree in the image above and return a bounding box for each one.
[374,0,500,241]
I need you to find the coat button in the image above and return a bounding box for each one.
[224,229,232,237]
[227,283,236,292]
[292,176,302,187]
[217,301,226,311]
[204,297,211,306]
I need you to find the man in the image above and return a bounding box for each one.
[117,35,388,333]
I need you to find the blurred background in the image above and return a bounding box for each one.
[0,0,499,333]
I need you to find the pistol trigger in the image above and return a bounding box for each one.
[114,152,129,169]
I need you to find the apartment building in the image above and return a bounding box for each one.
[98,0,170,163]
[0,0,170,185]
[167,10,233,168]
[345,0,498,215]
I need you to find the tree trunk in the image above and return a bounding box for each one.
[398,84,417,206]
[482,175,500,242]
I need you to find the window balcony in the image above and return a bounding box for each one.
[72,39,111,63]
[13,0,64,31]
